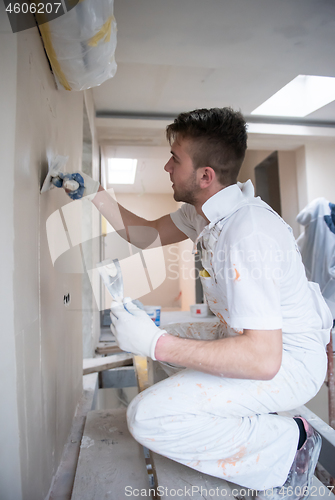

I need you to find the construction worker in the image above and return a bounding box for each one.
[62,108,332,498]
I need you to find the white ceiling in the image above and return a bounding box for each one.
[93,0,335,192]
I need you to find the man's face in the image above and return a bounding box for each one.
[164,138,201,204]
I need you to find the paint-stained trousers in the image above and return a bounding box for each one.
[127,331,327,490]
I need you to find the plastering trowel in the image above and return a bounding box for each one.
[40,155,80,194]
[97,258,124,303]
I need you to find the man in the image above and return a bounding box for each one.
[62,108,332,497]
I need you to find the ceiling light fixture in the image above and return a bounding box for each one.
[108,158,138,184]
[251,75,335,118]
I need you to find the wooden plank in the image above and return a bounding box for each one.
[95,342,123,355]
[133,355,151,392]
[132,356,159,498]
[151,452,235,499]
[49,373,99,500]
[71,409,152,500]
[151,454,335,500]
[83,354,133,375]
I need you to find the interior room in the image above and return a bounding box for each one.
[1,0,335,499]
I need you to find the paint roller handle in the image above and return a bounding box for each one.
[63,179,80,192]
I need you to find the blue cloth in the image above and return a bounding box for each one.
[51,172,64,188]
[324,202,335,234]
[52,172,85,200]
[63,173,85,200]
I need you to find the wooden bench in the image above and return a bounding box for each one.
[83,353,133,375]
[70,357,335,500]
[95,341,123,356]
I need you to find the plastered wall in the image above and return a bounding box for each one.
[0,14,22,500]
[1,10,86,499]
[82,92,101,358]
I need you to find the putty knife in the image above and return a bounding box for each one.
[97,258,124,303]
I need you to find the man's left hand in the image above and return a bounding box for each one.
[110,298,166,359]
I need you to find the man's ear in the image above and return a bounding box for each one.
[198,166,216,188]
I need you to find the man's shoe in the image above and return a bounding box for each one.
[256,416,322,500]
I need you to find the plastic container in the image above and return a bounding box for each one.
[144,306,161,326]
[190,304,209,318]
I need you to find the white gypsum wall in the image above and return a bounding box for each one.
[81,91,101,358]
[0,13,23,500]
[6,23,84,499]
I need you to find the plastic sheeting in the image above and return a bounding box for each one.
[39,0,117,91]
[296,197,335,319]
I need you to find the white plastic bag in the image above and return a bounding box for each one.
[297,197,335,319]
[39,0,117,91]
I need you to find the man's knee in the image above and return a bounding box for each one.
[127,391,156,443]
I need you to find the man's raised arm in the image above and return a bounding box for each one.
[92,185,187,248]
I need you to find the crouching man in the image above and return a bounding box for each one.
[64,108,333,498]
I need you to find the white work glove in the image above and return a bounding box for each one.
[110,298,166,360]
[52,171,99,200]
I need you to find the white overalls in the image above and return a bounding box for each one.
[127,195,330,491]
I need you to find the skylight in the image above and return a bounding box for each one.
[108,158,137,184]
[251,75,335,118]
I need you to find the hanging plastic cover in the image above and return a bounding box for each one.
[296,197,335,319]
[39,0,117,91]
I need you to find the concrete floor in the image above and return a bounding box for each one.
[96,387,138,410]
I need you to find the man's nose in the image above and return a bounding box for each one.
[164,158,173,173]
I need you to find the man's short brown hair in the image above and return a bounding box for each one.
[166,107,247,186]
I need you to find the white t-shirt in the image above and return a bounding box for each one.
[170,181,332,346]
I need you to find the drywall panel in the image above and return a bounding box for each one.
[81,93,101,358]
[84,90,100,183]
[12,27,84,499]
[0,11,23,500]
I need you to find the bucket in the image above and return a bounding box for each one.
[144,306,161,326]
[190,303,209,318]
